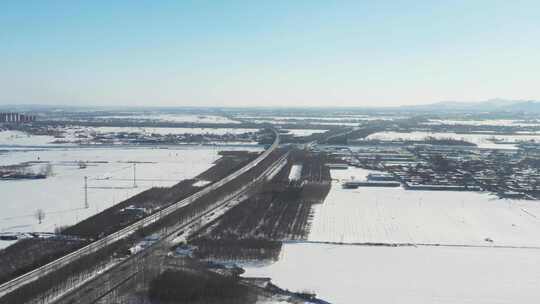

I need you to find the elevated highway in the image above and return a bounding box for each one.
[0,130,282,301]
[54,149,290,304]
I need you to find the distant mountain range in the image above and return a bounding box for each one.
[402,99,540,113]
[1,98,539,114]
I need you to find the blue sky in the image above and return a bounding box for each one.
[1,0,539,107]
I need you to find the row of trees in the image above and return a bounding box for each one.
[149,270,254,303]
[188,150,332,262]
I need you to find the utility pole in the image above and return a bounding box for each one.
[133,163,137,188]
[84,176,89,209]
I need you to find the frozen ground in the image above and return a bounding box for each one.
[243,118,361,126]
[0,127,259,147]
[244,243,540,304]
[367,131,540,149]
[0,130,66,147]
[282,129,327,137]
[237,115,404,122]
[0,146,261,235]
[244,166,540,303]
[238,116,358,121]
[309,168,540,247]
[424,119,540,127]
[89,126,258,136]
[95,113,240,124]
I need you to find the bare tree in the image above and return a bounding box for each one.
[35,209,45,224]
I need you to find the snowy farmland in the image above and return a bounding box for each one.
[0,127,260,147]
[243,166,540,303]
[367,131,540,149]
[237,115,404,122]
[93,113,241,124]
[243,243,540,304]
[0,130,66,147]
[0,146,261,236]
[88,126,258,136]
[282,129,327,137]
[424,118,540,127]
[241,118,361,127]
[310,168,540,247]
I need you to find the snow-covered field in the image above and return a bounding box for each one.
[89,126,258,136]
[314,122,360,126]
[0,146,260,235]
[243,166,540,303]
[0,127,260,147]
[237,115,404,122]
[367,131,540,149]
[0,130,66,147]
[282,129,327,137]
[243,119,361,126]
[310,168,540,247]
[425,119,540,127]
[96,113,240,124]
[244,243,540,304]
[238,116,354,121]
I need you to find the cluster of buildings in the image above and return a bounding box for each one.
[49,128,261,145]
[465,151,540,198]
[0,112,36,123]
[382,145,482,191]
[388,165,481,191]
[321,142,540,199]
[376,145,540,196]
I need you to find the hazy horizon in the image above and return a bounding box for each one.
[2,97,537,111]
[2,1,539,107]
